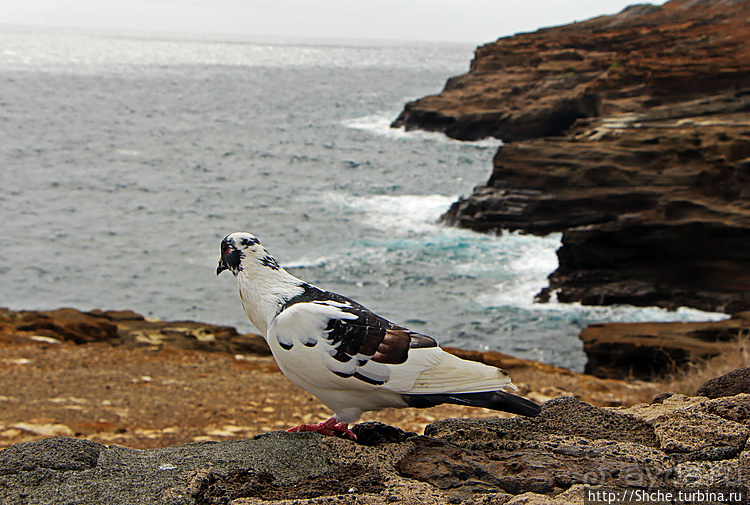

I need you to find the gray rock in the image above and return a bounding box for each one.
[425,397,658,447]
[0,433,366,505]
[0,437,103,475]
[3,396,750,504]
[652,410,749,456]
[698,367,750,399]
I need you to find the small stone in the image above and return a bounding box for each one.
[29,335,61,345]
[3,358,31,365]
[11,422,74,437]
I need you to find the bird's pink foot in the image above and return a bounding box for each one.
[330,421,357,440]
[287,417,357,440]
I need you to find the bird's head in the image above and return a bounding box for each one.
[217,232,281,276]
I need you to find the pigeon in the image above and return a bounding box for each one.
[217,231,540,440]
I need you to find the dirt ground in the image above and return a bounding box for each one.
[0,340,524,449]
[0,335,662,450]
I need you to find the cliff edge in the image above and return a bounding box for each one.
[394,0,750,314]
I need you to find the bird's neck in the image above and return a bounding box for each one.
[235,265,304,337]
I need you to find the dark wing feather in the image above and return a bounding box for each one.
[279,284,437,385]
[321,303,435,365]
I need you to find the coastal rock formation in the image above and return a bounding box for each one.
[3,395,750,504]
[393,1,750,142]
[579,312,750,379]
[395,0,750,314]
[0,307,270,355]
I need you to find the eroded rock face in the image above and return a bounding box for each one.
[395,0,750,315]
[393,0,750,142]
[0,307,270,355]
[579,313,750,379]
[440,94,750,315]
[3,395,749,505]
[698,367,750,399]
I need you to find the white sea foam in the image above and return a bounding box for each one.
[323,191,456,235]
[481,268,728,324]
[341,113,403,139]
[537,301,729,324]
[469,230,729,325]
[343,112,501,148]
[473,232,562,308]
[283,256,329,270]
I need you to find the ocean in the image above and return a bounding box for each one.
[0,27,724,371]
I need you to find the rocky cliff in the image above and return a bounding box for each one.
[394,0,750,314]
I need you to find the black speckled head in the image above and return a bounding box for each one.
[217,232,277,276]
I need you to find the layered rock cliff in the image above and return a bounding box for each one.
[394,0,750,314]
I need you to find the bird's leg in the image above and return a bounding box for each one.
[331,421,357,441]
[287,416,338,436]
[287,416,357,440]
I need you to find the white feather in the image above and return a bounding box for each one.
[385,347,514,394]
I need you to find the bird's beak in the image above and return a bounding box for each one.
[217,259,228,276]
[217,247,241,276]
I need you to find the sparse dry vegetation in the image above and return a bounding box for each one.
[659,329,750,396]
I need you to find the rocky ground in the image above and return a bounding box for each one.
[2,307,750,504]
[2,393,750,504]
[0,308,659,451]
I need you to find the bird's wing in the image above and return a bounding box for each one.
[268,299,436,387]
[268,299,513,394]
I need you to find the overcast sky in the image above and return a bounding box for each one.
[4,0,669,44]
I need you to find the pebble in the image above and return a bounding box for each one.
[3,358,31,365]
[11,422,74,437]
[48,396,88,404]
[29,335,62,345]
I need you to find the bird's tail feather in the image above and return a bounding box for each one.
[402,390,541,417]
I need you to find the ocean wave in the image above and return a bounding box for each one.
[342,113,501,148]
[480,287,728,324]
[319,191,455,235]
